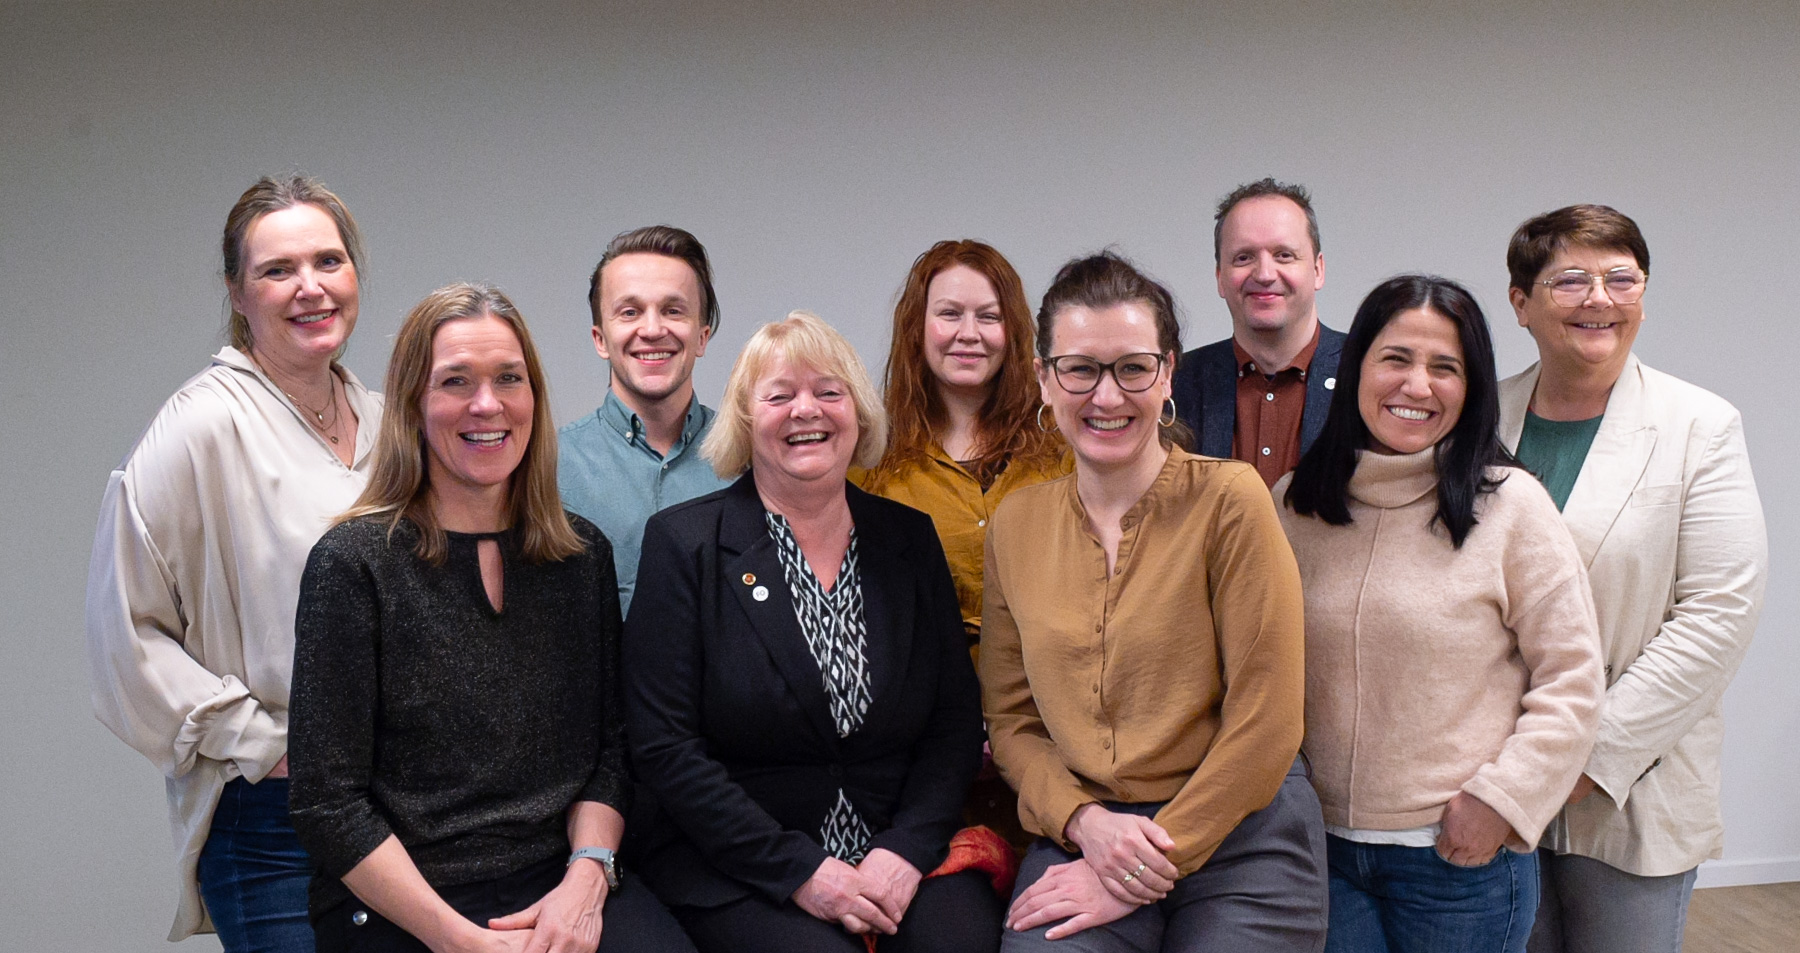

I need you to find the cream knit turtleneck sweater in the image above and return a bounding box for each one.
[1274,449,1604,850]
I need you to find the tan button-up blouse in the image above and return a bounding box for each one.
[980,448,1306,875]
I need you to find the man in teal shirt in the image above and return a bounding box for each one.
[559,226,732,612]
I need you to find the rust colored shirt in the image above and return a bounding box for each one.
[1232,326,1321,487]
[979,449,1306,876]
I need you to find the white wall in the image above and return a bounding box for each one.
[3,1,1794,948]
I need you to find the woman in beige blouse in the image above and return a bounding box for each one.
[85,174,381,951]
[981,252,1326,952]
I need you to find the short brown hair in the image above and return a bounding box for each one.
[1214,177,1320,264]
[1507,204,1650,294]
[338,282,583,565]
[587,225,719,332]
[701,310,888,479]
[221,174,366,353]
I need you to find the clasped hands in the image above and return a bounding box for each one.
[1006,803,1179,940]
[465,857,608,953]
[792,848,923,936]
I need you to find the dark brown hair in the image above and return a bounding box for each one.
[865,240,1062,489]
[587,225,719,332]
[1506,204,1650,294]
[1035,251,1193,450]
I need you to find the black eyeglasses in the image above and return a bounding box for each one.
[1044,352,1165,394]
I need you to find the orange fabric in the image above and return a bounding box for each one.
[864,826,1019,951]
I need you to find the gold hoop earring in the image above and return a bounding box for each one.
[1037,405,1056,432]
[1160,396,1178,428]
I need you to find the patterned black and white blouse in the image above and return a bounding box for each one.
[765,511,873,862]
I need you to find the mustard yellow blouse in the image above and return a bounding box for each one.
[854,444,1070,645]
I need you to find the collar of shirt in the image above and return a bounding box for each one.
[1231,323,1322,380]
[597,389,709,460]
[1062,446,1187,540]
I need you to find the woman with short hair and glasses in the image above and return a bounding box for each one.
[982,252,1327,952]
[1497,206,1768,953]
[1277,274,1605,953]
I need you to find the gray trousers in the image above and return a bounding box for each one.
[1526,850,1698,953]
[1000,757,1327,953]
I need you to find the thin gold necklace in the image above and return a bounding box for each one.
[256,354,344,444]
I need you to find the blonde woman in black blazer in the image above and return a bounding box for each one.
[623,311,997,953]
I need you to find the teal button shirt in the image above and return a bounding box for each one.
[558,392,732,612]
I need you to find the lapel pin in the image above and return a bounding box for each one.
[1325,377,1336,390]
[753,585,769,602]
[742,573,756,585]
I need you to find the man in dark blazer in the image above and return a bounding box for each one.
[1172,177,1345,487]
[622,474,995,951]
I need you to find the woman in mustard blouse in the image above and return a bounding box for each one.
[856,240,1068,844]
[857,239,1068,648]
[982,252,1327,952]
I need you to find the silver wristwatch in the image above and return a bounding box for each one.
[568,846,620,890]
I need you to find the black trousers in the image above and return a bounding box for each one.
[676,869,1004,953]
[313,855,696,953]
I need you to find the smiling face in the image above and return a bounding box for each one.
[1358,306,1467,455]
[922,264,1007,398]
[229,203,359,371]
[1509,243,1645,382]
[422,314,535,518]
[749,356,860,493]
[593,252,712,411]
[1037,301,1172,472]
[1216,194,1325,338]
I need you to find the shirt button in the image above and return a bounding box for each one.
[1261,447,1272,456]
[1101,739,1111,750]
[977,519,986,527]
[1091,683,1100,693]
[1265,392,1275,401]
[1094,623,1102,633]
[352,911,369,926]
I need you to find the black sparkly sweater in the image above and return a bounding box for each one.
[289,514,626,914]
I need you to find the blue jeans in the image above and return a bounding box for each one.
[197,777,315,953]
[1326,835,1538,953]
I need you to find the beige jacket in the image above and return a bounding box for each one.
[1275,450,1604,850]
[85,347,380,938]
[1500,356,1767,877]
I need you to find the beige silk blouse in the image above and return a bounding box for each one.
[980,449,1307,876]
[85,347,381,939]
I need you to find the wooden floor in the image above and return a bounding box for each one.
[1684,882,1800,952]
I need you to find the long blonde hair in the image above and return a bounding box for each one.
[338,282,583,564]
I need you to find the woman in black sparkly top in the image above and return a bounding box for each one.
[289,283,694,953]
[624,311,998,953]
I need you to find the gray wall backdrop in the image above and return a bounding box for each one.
[4,1,1795,949]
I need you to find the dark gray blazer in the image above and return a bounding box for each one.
[1171,324,1347,459]
[623,474,984,910]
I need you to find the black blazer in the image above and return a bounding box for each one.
[623,473,984,910]
[1172,324,1347,459]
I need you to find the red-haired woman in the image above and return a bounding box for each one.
[856,240,1069,844]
